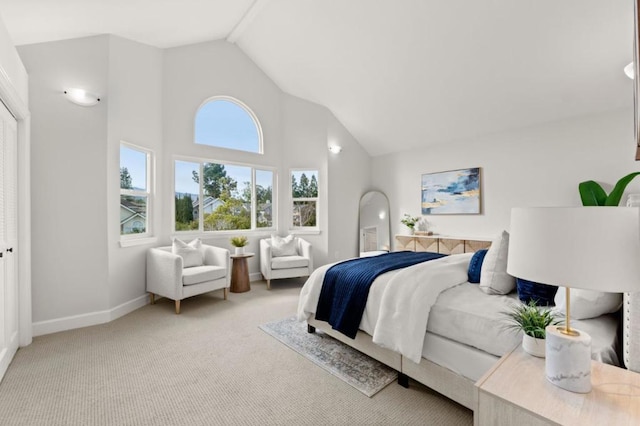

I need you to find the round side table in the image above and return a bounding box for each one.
[230,253,254,293]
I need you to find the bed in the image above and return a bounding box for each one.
[297,245,623,410]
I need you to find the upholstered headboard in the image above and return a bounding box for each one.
[624,292,640,372]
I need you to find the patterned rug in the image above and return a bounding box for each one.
[259,316,397,397]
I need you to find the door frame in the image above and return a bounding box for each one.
[0,65,32,348]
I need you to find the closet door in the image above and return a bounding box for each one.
[0,101,18,380]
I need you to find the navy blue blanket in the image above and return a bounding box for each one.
[315,251,446,338]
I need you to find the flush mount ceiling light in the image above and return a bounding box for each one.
[64,88,101,106]
[328,145,342,154]
[625,61,635,80]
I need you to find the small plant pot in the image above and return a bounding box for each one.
[235,247,245,255]
[522,334,545,358]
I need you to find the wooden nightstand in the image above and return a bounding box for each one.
[474,346,640,425]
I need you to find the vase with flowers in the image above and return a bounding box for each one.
[401,214,420,235]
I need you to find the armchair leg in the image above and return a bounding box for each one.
[175,300,181,315]
[267,279,271,290]
[149,293,155,305]
[224,288,228,300]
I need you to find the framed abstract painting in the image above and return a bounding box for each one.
[421,167,481,215]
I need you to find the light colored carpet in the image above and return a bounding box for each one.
[0,279,472,425]
[260,316,397,397]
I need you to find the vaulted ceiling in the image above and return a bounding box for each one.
[0,0,633,156]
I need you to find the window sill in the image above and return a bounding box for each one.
[289,229,321,236]
[119,237,158,248]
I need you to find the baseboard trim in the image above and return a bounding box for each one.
[0,331,18,381]
[32,294,150,337]
[249,272,263,282]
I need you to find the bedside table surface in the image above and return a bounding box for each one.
[475,346,640,425]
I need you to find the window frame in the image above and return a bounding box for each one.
[119,141,154,241]
[173,155,277,235]
[290,168,320,232]
[194,95,264,154]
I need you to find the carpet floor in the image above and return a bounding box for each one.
[0,279,473,425]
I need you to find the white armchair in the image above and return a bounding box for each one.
[260,237,313,290]
[146,244,230,314]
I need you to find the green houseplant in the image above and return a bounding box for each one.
[230,236,248,255]
[401,214,420,234]
[578,172,640,206]
[503,300,562,358]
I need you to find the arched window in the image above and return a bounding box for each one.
[194,97,262,154]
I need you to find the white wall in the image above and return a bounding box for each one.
[0,13,28,106]
[19,37,371,332]
[106,36,163,308]
[280,94,329,266]
[19,36,111,323]
[372,108,640,241]
[327,113,371,261]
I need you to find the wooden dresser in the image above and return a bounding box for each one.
[394,234,491,254]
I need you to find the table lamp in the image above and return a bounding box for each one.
[507,207,640,393]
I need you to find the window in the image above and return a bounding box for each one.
[174,159,275,232]
[194,97,262,154]
[291,170,318,228]
[120,143,152,237]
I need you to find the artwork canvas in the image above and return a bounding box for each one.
[421,167,481,215]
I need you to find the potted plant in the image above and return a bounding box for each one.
[230,236,248,255]
[579,172,640,206]
[401,214,420,235]
[503,300,562,358]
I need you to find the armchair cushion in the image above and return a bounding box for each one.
[172,238,204,267]
[271,234,297,257]
[182,265,227,286]
[271,256,309,270]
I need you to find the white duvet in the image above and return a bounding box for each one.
[297,253,473,363]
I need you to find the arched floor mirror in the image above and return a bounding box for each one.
[359,191,391,257]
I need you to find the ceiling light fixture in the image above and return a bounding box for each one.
[625,61,635,80]
[64,88,101,106]
[328,145,342,154]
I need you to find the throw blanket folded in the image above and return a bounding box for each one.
[372,254,470,362]
[315,251,446,338]
[297,253,473,363]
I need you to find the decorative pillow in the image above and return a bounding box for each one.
[467,249,488,283]
[271,234,297,257]
[479,230,516,295]
[516,278,558,306]
[172,237,204,268]
[554,287,622,320]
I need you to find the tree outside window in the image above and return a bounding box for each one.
[175,160,274,232]
[291,170,318,228]
[120,144,152,236]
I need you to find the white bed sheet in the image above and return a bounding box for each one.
[425,282,620,370]
[300,254,620,372]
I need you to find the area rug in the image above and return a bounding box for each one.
[259,316,397,397]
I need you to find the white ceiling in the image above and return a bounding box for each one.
[0,0,634,156]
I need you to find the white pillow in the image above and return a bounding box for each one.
[554,287,622,320]
[479,230,515,295]
[271,234,297,257]
[172,238,204,268]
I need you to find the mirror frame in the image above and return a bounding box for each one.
[358,190,391,256]
[635,0,640,159]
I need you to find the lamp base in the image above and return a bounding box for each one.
[545,325,592,393]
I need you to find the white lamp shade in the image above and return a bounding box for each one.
[507,207,640,292]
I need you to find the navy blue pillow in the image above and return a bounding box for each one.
[467,249,488,283]
[516,278,558,306]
